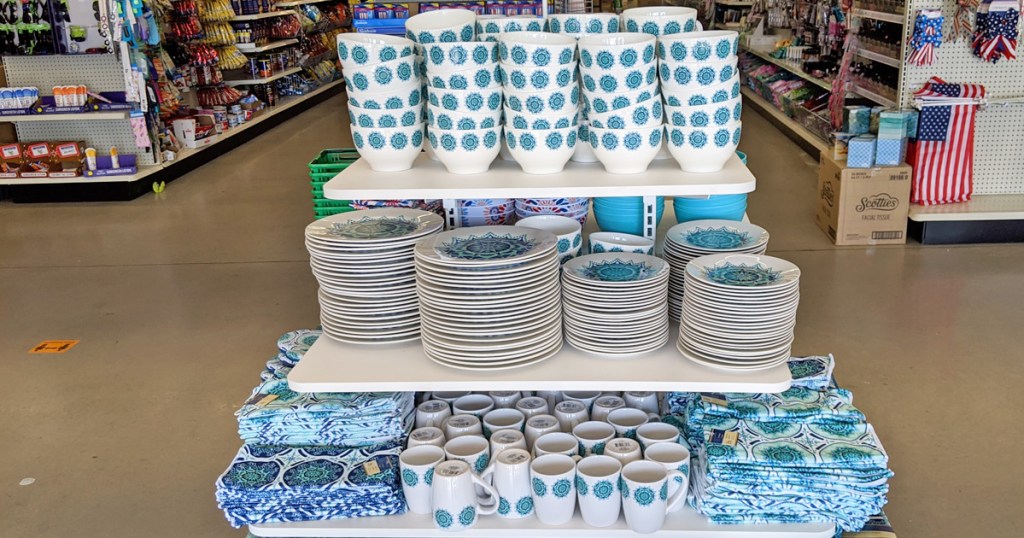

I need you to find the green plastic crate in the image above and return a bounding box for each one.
[308,149,360,174]
[309,171,339,183]
[314,199,351,208]
[314,206,357,218]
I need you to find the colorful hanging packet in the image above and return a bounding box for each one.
[972,0,1020,62]
[907,10,943,66]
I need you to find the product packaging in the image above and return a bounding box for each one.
[847,136,877,168]
[874,137,907,166]
[21,142,55,177]
[869,106,887,134]
[50,141,86,177]
[0,143,22,178]
[816,153,912,246]
[844,106,871,135]
[832,132,855,160]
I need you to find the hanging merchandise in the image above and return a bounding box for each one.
[907,10,943,66]
[907,77,985,205]
[972,0,1020,62]
[949,0,980,42]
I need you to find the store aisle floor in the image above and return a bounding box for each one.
[1,92,1022,537]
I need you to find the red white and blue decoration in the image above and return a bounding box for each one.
[907,10,944,66]
[972,0,1021,62]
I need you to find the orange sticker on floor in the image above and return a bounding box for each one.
[29,340,79,354]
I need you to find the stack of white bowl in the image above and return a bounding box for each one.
[545,13,620,164]
[476,15,545,42]
[514,197,590,227]
[657,31,742,173]
[499,32,581,174]
[338,34,423,172]
[578,33,664,174]
[458,198,516,226]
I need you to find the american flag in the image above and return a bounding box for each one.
[908,77,985,205]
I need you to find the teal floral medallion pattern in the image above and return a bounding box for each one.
[516,496,534,515]
[438,232,536,260]
[401,469,418,487]
[498,497,511,515]
[435,509,454,528]
[685,226,752,250]
[703,262,782,286]
[578,259,657,282]
[532,477,547,496]
[633,486,656,506]
[552,478,573,498]
[593,479,615,499]
[459,506,476,526]
[325,216,420,240]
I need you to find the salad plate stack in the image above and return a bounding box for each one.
[304,208,444,344]
[413,225,563,370]
[561,253,671,356]
[663,219,770,321]
[514,197,590,226]
[677,253,800,370]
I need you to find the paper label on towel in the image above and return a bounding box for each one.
[701,393,729,406]
[363,460,381,476]
[708,429,739,446]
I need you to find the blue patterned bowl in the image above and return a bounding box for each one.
[337,33,415,69]
[349,103,424,128]
[656,31,739,64]
[664,98,741,128]
[546,14,620,36]
[477,32,502,43]
[516,215,582,257]
[505,126,579,174]
[580,64,658,94]
[351,123,425,172]
[422,42,498,72]
[347,84,424,110]
[588,99,663,129]
[428,88,504,113]
[496,16,546,33]
[506,111,576,130]
[503,86,580,114]
[588,124,663,174]
[427,105,501,130]
[736,150,747,164]
[588,231,655,255]
[578,33,656,71]
[593,197,665,235]
[666,121,742,173]
[405,9,476,44]
[475,15,505,35]
[582,86,659,115]
[658,59,737,91]
[500,63,578,91]
[428,125,503,174]
[343,56,419,93]
[621,7,700,36]
[498,32,578,66]
[428,65,501,90]
[662,75,739,107]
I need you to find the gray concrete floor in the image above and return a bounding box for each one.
[1,92,1022,537]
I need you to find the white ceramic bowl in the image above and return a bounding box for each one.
[422,42,498,72]
[587,99,663,129]
[405,9,476,44]
[588,124,663,174]
[582,86,660,115]
[504,86,580,114]
[347,83,424,110]
[427,64,501,90]
[348,104,424,128]
[495,16,546,33]
[656,31,739,63]
[428,87,504,113]
[578,33,656,71]
[477,31,501,43]
[580,64,658,94]
[571,124,599,163]
[428,125,502,174]
[621,7,700,36]
[499,32,578,67]
[500,63,578,91]
[546,13,620,36]
[428,105,501,130]
[343,56,419,93]
[588,231,654,254]
[517,215,583,254]
[476,15,507,35]
[505,126,578,175]
[664,97,741,128]
[666,121,741,173]
[351,122,425,172]
[506,110,577,130]
[659,59,737,91]
[337,33,415,68]
[662,75,740,107]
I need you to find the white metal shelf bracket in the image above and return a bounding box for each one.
[643,195,657,239]
[443,199,459,229]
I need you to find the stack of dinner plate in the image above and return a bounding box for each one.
[304,208,444,344]
[413,225,563,370]
[561,253,671,356]
[677,253,800,370]
[663,219,769,321]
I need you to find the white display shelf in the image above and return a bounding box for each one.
[908,194,1024,221]
[0,110,130,122]
[742,47,832,92]
[855,48,900,68]
[237,39,299,53]
[848,85,898,108]
[322,154,755,200]
[230,10,295,20]
[249,507,834,537]
[852,8,905,24]
[224,66,303,86]
[740,87,829,154]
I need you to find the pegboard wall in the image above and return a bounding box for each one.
[3,54,128,93]
[899,0,1024,195]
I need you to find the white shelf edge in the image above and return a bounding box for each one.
[740,87,830,153]
[908,194,1024,222]
[224,66,303,86]
[855,48,901,68]
[237,39,300,53]
[741,46,832,92]
[249,507,835,537]
[0,110,130,122]
[0,164,162,185]
[230,10,296,20]
[848,85,898,108]
[852,8,905,24]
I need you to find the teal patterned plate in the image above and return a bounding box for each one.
[666,219,769,252]
[415,225,557,266]
[306,208,444,244]
[685,254,799,290]
[562,252,669,286]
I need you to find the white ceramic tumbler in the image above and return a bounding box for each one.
[399,445,445,514]
[431,460,498,531]
[620,460,687,534]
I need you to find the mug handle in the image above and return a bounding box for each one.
[470,473,500,515]
[480,462,495,485]
[695,21,704,32]
[663,470,688,513]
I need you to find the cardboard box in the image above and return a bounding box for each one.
[816,153,912,246]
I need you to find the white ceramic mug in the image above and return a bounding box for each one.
[408,426,446,449]
[620,460,687,533]
[554,400,590,432]
[524,414,561,450]
[481,448,535,519]
[416,399,453,429]
[400,445,446,514]
[530,454,577,525]
[483,408,526,438]
[604,437,642,466]
[562,390,601,412]
[433,391,471,405]
[515,396,551,418]
[489,391,522,408]
[607,407,655,439]
[636,422,681,451]
[575,455,622,527]
[444,414,484,440]
[445,435,492,474]
[453,394,496,419]
[573,420,616,457]
[535,390,563,410]
[490,429,528,455]
[591,395,626,422]
[624,391,660,415]
[644,442,691,513]
[533,432,581,459]
[431,460,499,531]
